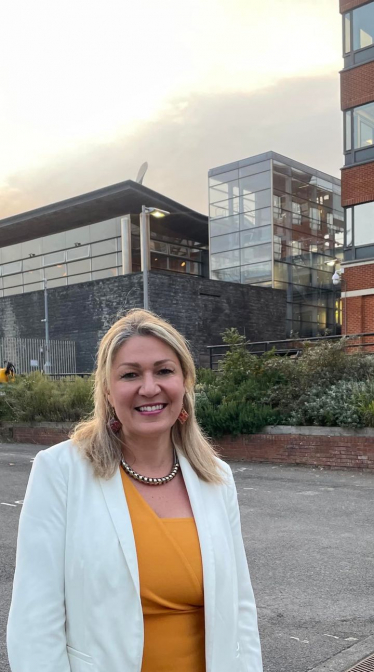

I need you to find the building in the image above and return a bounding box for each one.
[0,180,286,371]
[209,152,344,337]
[340,0,374,337]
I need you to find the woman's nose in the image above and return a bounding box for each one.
[139,373,161,396]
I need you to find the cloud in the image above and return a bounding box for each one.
[0,72,342,220]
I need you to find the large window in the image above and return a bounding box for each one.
[353,2,374,51]
[345,103,374,151]
[344,2,374,54]
[347,201,374,247]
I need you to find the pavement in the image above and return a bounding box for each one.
[1,443,374,672]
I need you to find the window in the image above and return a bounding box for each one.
[344,12,351,54]
[210,250,240,270]
[210,215,240,237]
[241,261,272,285]
[353,3,374,51]
[2,261,22,276]
[210,197,240,220]
[209,178,239,204]
[354,202,374,246]
[67,259,91,275]
[240,226,271,247]
[241,243,271,265]
[210,267,240,283]
[240,207,271,230]
[66,245,90,261]
[210,233,240,254]
[353,102,374,149]
[92,254,117,271]
[344,110,352,151]
[346,207,352,247]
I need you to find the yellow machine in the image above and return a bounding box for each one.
[0,362,16,383]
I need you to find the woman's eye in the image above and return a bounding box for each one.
[121,372,137,379]
[158,368,174,375]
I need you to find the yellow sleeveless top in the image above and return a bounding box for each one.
[121,468,206,672]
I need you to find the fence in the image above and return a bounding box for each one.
[0,337,76,375]
[207,332,374,370]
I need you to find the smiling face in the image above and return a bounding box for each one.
[107,334,186,443]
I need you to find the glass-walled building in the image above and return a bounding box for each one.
[209,152,344,337]
[0,181,209,298]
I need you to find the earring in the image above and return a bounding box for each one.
[107,404,122,434]
[178,406,189,425]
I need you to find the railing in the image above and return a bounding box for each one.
[0,337,76,375]
[207,332,374,370]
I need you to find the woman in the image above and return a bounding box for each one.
[7,309,262,672]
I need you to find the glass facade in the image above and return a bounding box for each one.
[0,216,206,298]
[0,218,122,297]
[209,154,344,337]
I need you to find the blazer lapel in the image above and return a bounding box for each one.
[99,468,140,594]
[178,451,216,672]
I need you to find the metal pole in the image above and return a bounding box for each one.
[140,205,150,310]
[44,279,50,374]
[120,214,132,274]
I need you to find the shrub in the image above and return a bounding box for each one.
[3,373,94,423]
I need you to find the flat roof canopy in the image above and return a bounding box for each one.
[0,180,208,247]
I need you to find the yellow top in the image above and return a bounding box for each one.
[121,468,206,672]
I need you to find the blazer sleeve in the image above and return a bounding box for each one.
[225,466,263,672]
[7,448,70,672]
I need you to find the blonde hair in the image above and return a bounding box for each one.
[71,309,225,483]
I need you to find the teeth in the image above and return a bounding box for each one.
[138,404,164,412]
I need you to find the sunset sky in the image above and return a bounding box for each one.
[0,0,343,218]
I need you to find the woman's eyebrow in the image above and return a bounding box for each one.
[117,359,175,369]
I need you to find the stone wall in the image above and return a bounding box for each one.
[0,272,287,371]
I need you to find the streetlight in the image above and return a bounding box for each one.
[140,206,170,309]
[332,268,347,335]
[40,278,51,373]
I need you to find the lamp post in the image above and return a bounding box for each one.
[332,269,347,336]
[41,278,51,374]
[140,206,170,310]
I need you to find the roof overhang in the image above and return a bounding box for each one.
[0,180,208,247]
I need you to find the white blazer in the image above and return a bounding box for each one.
[7,440,262,672]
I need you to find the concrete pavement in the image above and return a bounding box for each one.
[1,443,373,672]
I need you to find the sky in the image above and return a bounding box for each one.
[0,0,343,218]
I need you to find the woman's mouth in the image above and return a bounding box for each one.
[135,403,168,416]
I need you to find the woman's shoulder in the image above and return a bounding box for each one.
[34,438,89,473]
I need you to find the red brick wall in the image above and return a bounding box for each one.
[341,61,374,110]
[6,424,374,471]
[341,163,374,205]
[340,0,369,12]
[216,433,374,470]
[344,263,374,290]
[12,426,70,445]
[341,265,374,336]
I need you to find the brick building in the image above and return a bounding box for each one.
[340,0,374,335]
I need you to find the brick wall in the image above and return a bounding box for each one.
[342,263,374,337]
[341,163,374,206]
[341,61,374,110]
[217,431,374,470]
[6,424,374,471]
[344,262,374,290]
[0,272,287,371]
[340,0,370,12]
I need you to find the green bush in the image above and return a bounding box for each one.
[2,373,94,423]
[195,329,374,436]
